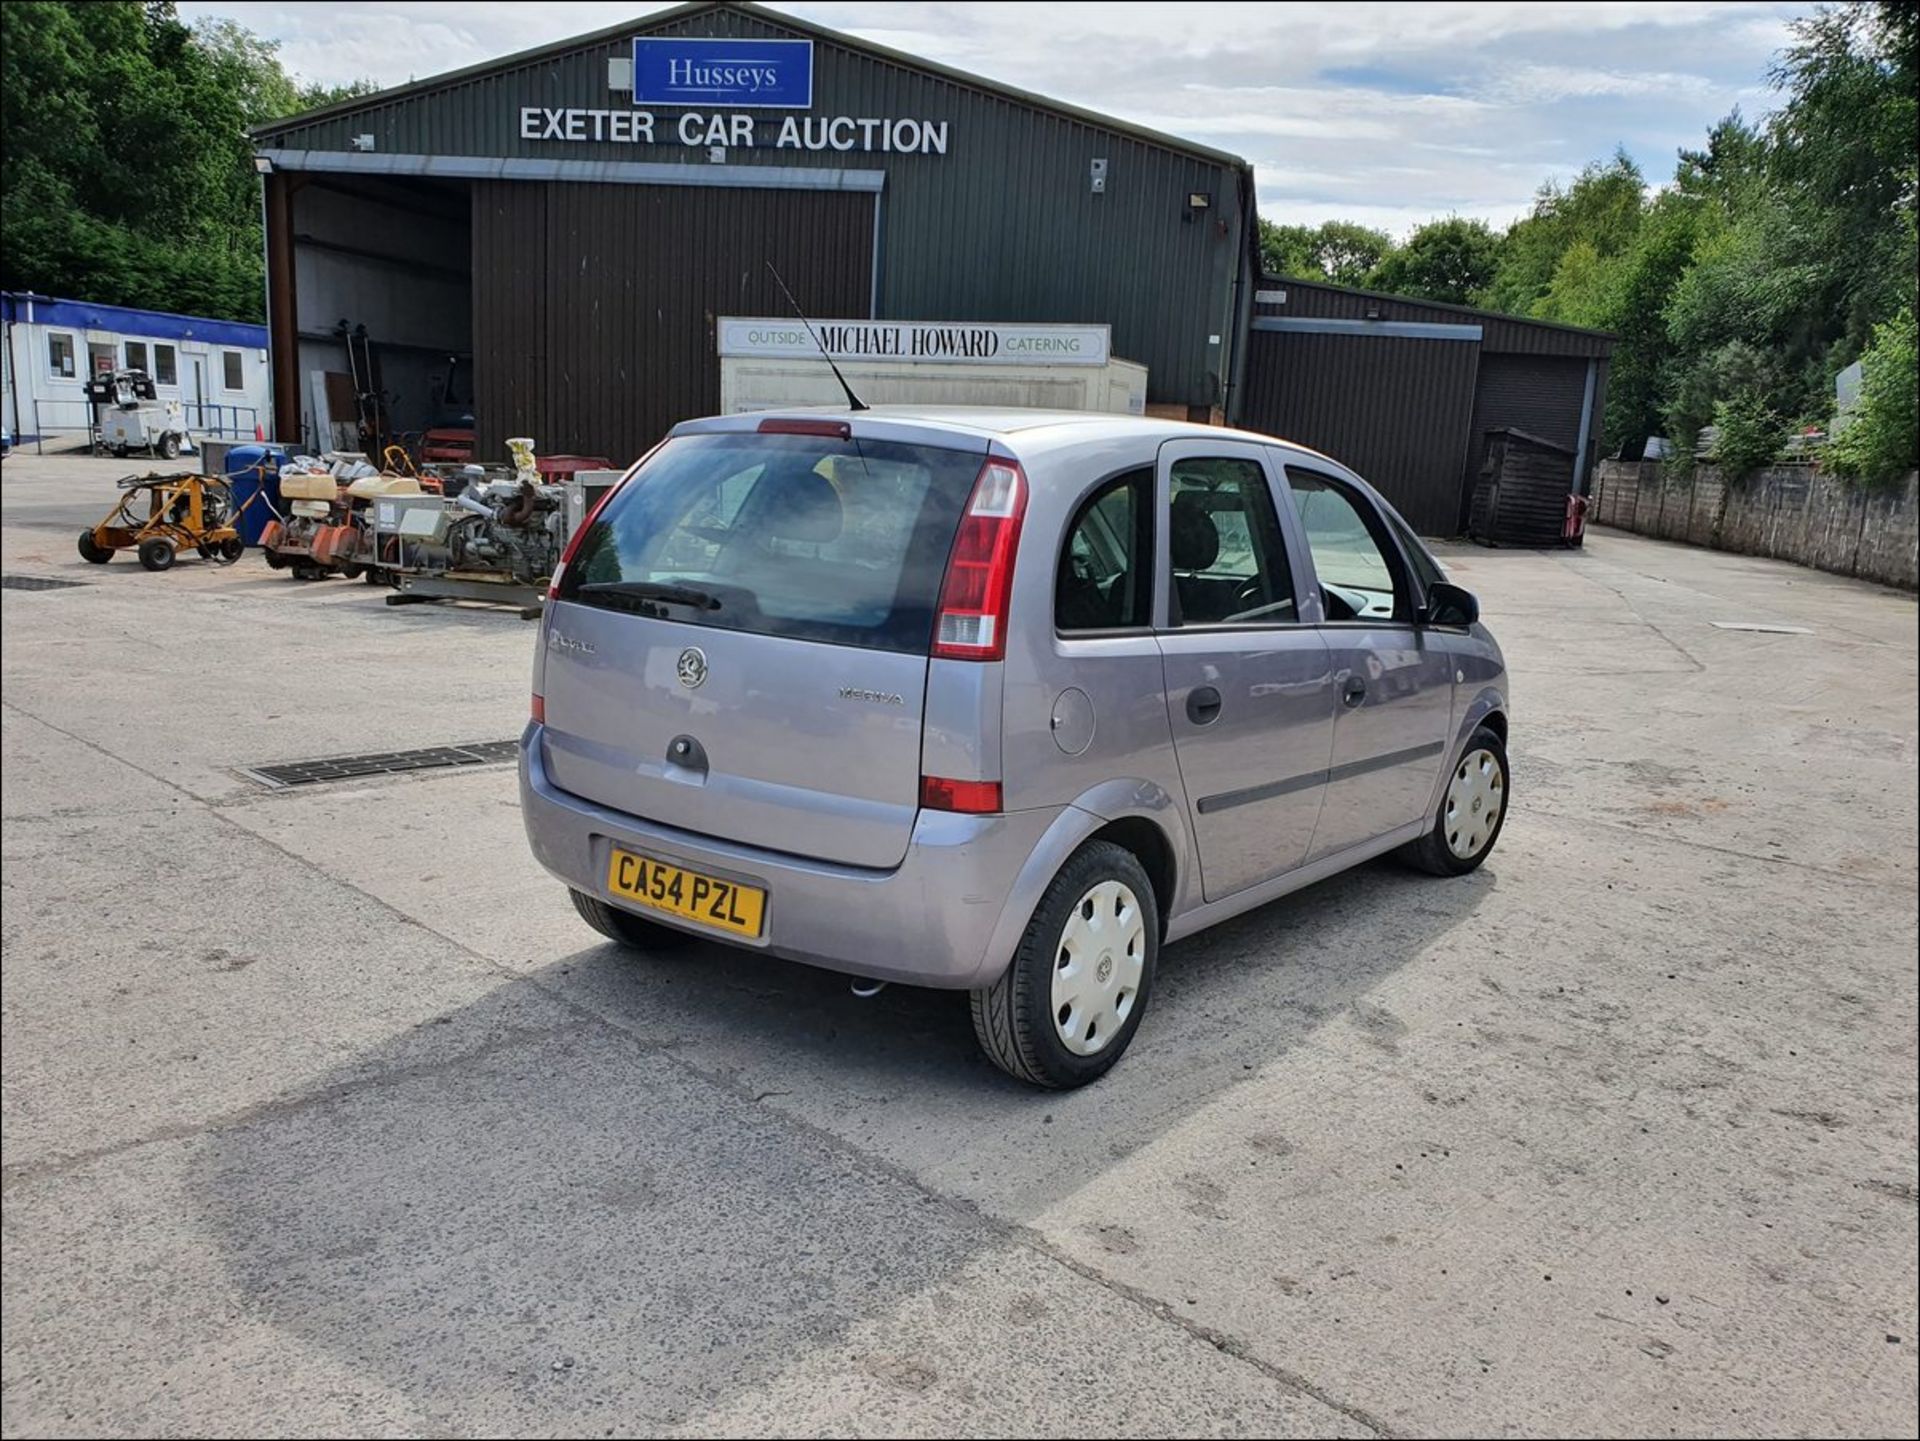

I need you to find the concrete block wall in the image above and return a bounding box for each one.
[1593,459,1918,591]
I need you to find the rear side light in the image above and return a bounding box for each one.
[932,459,1026,661]
[758,417,853,439]
[531,693,545,724]
[920,775,1002,814]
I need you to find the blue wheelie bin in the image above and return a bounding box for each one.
[223,444,288,547]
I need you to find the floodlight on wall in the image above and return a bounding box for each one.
[252,155,273,175]
[350,134,376,152]
[1185,191,1212,222]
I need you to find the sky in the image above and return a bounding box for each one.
[177,0,1815,237]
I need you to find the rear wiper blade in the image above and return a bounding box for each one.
[577,580,723,611]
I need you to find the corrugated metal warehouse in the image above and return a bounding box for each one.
[249,0,1613,537]
[249,0,1256,466]
[1240,277,1615,535]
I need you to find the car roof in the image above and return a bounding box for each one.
[691,404,1343,464]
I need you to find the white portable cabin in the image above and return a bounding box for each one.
[718,318,1147,417]
[1,292,271,452]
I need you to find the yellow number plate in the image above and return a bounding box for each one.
[606,848,766,938]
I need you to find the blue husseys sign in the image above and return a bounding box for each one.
[632,37,813,109]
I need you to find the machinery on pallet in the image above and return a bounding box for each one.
[260,453,427,581]
[76,472,247,571]
[87,369,190,460]
[374,451,621,611]
[253,437,621,608]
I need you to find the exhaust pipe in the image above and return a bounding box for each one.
[849,979,887,999]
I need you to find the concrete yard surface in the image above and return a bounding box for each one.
[2,453,1916,1438]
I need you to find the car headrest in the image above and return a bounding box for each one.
[1170,493,1220,571]
[763,469,843,543]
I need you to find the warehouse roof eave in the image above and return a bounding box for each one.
[249,0,1254,176]
[1261,272,1619,346]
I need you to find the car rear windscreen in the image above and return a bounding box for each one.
[558,431,985,654]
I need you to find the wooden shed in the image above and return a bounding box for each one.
[1239,278,1614,535]
[1467,428,1580,547]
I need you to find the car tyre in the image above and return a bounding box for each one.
[136,538,176,572]
[970,839,1158,1089]
[1400,724,1509,876]
[77,530,114,563]
[568,888,696,951]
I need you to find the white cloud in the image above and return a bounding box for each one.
[1471,64,1725,104]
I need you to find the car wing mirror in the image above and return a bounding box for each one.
[1422,581,1479,628]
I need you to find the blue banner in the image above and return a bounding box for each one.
[632,37,814,109]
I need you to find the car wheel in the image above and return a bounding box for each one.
[970,839,1158,1089]
[77,530,114,563]
[136,538,177,572]
[568,888,695,950]
[1401,724,1509,876]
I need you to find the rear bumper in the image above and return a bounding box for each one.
[519,724,1059,989]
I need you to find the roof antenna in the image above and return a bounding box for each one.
[765,260,868,411]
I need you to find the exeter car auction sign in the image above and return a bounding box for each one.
[517,35,954,156]
[718,318,1112,367]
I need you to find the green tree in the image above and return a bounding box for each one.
[1825,305,1919,486]
[1481,149,1647,317]
[1708,388,1785,480]
[1367,217,1502,305]
[1257,219,1396,286]
[0,2,378,322]
[1257,220,1318,276]
[1311,220,1395,286]
[1591,192,1708,456]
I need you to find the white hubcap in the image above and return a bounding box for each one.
[1445,747,1505,859]
[1051,880,1145,1056]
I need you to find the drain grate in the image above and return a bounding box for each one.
[243,739,519,789]
[2,575,90,591]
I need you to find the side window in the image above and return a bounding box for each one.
[153,344,178,386]
[1285,468,1409,623]
[1168,456,1296,626]
[1056,468,1151,632]
[125,341,149,373]
[48,333,75,378]
[221,350,245,391]
[1385,508,1444,596]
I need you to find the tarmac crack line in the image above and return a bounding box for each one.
[5,698,1400,1435]
[1547,551,1707,673]
[0,1022,589,1191]
[1522,800,1904,887]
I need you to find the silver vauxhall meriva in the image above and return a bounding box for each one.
[521,408,1509,1087]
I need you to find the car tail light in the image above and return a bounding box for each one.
[531,693,545,724]
[758,417,853,439]
[932,458,1026,661]
[920,775,1002,814]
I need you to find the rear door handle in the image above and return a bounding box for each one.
[1186,685,1222,725]
[1341,675,1367,708]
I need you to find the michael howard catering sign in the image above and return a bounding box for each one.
[632,37,814,109]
